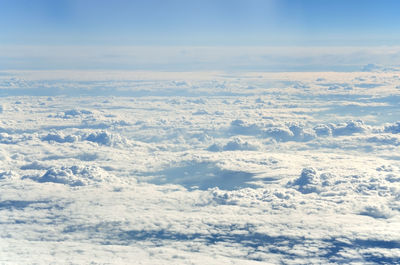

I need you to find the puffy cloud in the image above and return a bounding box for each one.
[23,165,118,186]
[229,119,263,136]
[1,70,400,264]
[287,168,322,194]
[331,120,367,136]
[384,121,400,134]
[42,132,79,143]
[208,137,258,152]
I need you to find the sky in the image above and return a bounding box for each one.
[1,0,400,70]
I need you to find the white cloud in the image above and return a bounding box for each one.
[2,45,400,71]
[1,70,400,264]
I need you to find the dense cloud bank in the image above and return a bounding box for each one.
[1,71,400,264]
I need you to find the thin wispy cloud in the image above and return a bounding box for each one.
[2,45,400,71]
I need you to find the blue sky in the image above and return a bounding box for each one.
[1,0,400,70]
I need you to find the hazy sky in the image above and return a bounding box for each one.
[1,0,400,70]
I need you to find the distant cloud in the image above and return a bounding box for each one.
[2,45,400,71]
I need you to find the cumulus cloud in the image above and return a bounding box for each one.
[384,121,400,134]
[208,137,258,152]
[331,120,368,136]
[1,70,400,264]
[229,119,263,136]
[23,165,118,186]
[42,132,79,143]
[41,130,130,147]
[287,168,322,194]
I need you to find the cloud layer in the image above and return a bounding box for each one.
[1,70,400,264]
[2,45,400,71]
